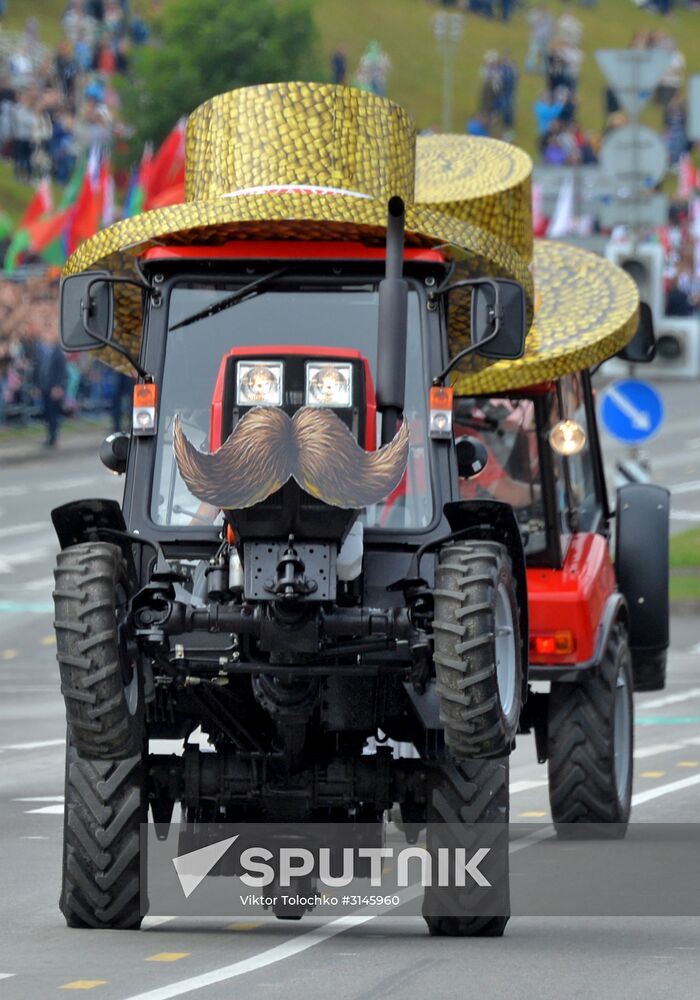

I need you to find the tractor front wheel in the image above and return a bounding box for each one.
[432,541,523,759]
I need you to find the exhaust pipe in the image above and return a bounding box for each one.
[376,197,408,445]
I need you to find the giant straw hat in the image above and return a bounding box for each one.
[63,83,534,371]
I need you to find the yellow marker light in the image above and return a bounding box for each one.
[305,363,352,407]
[236,362,283,406]
[549,419,586,456]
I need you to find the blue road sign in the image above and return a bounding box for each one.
[600,379,664,445]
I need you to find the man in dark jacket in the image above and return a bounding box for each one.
[34,302,67,448]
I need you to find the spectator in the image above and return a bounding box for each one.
[479,50,501,117]
[664,93,688,166]
[655,36,685,110]
[525,3,554,74]
[466,111,491,137]
[534,90,564,138]
[33,299,67,449]
[496,52,518,135]
[10,88,38,179]
[331,47,347,86]
[354,41,391,96]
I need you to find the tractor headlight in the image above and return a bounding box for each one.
[305,362,352,407]
[236,361,283,406]
[550,419,586,456]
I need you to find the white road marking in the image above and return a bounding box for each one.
[689,643,700,655]
[668,479,700,495]
[638,687,700,710]
[0,739,64,750]
[0,546,55,575]
[14,796,64,802]
[122,915,377,1000]
[632,772,700,807]
[23,577,57,592]
[633,742,683,759]
[21,836,49,840]
[511,779,547,794]
[25,804,64,815]
[0,522,46,539]
[143,916,177,930]
[127,829,553,1000]
[0,973,16,980]
[37,477,95,492]
[0,486,26,498]
[670,510,700,522]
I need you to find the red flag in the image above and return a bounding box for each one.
[146,179,185,209]
[65,150,102,255]
[145,120,186,209]
[26,209,71,253]
[19,178,53,229]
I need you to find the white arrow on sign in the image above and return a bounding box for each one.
[606,386,652,431]
[172,834,239,898]
[596,49,672,118]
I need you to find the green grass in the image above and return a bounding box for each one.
[670,526,700,568]
[3,0,699,220]
[669,526,700,603]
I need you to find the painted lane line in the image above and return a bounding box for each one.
[638,687,700,710]
[142,916,177,930]
[0,739,64,750]
[124,828,553,1000]
[26,804,64,815]
[14,796,64,802]
[0,973,16,980]
[669,510,700,522]
[632,772,700,807]
[689,642,700,655]
[668,479,700,495]
[121,915,377,1000]
[0,521,46,540]
[633,742,683,759]
[38,477,95,493]
[511,779,547,794]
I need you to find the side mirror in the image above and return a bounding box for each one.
[99,432,129,475]
[617,302,656,364]
[60,271,114,351]
[471,279,527,360]
[455,435,489,479]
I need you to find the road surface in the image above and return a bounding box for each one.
[1,401,700,999]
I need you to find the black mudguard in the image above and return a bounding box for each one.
[615,483,670,654]
[51,499,137,586]
[443,499,529,700]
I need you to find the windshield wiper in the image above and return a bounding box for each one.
[168,267,289,331]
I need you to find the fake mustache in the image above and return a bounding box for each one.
[173,406,410,511]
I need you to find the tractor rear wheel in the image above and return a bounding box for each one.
[60,741,146,929]
[432,541,522,759]
[53,541,143,760]
[423,757,510,937]
[547,622,633,836]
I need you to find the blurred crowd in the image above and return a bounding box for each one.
[0,2,152,186]
[0,274,130,443]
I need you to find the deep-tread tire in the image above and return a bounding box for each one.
[631,649,667,692]
[60,743,146,929]
[53,542,143,759]
[423,758,509,937]
[547,623,633,836]
[433,541,522,759]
